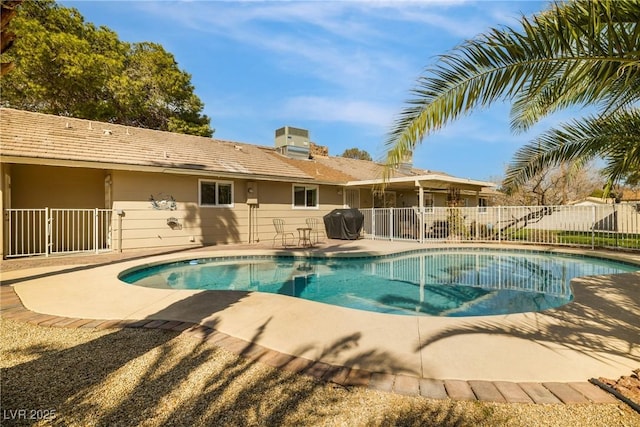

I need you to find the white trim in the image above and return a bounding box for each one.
[198,179,234,208]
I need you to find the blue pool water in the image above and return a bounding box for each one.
[120,249,637,317]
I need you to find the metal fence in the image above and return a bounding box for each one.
[5,205,640,257]
[4,208,113,258]
[360,205,640,251]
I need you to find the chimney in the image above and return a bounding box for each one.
[275,126,310,160]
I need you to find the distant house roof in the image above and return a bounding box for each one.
[571,190,640,205]
[620,188,640,202]
[569,196,612,206]
[0,108,494,190]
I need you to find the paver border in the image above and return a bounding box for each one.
[0,284,621,405]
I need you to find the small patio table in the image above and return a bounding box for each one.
[296,227,313,248]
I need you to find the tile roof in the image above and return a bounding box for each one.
[267,150,359,183]
[0,108,464,186]
[0,108,312,181]
[310,154,446,181]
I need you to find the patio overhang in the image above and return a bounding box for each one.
[344,174,496,192]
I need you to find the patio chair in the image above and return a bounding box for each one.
[305,217,326,244]
[272,218,295,247]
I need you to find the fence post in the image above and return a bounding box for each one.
[591,205,595,250]
[498,207,502,244]
[474,207,479,241]
[614,203,619,249]
[371,209,376,240]
[45,207,50,257]
[94,208,99,254]
[117,210,123,252]
[389,208,394,242]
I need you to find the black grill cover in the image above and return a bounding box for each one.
[323,208,364,240]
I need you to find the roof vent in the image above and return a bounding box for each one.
[275,126,310,160]
[397,153,414,174]
[103,129,112,135]
[65,122,72,129]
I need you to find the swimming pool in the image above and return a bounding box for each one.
[120,249,638,317]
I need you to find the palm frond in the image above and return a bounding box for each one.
[504,107,640,191]
[384,0,640,181]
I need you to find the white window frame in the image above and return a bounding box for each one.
[292,184,319,209]
[199,179,234,207]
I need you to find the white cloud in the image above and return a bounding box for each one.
[279,96,397,128]
[133,1,486,93]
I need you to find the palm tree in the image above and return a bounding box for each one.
[384,0,640,195]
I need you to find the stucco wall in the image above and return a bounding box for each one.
[250,180,344,246]
[1,163,491,256]
[10,164,105,208]
[110,170,347,251]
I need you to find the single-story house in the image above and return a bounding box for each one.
[0,108,495,257]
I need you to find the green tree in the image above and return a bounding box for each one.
[0,0,125,120]
[1,0,24,76]
[341,147,372,161]
[384,0,640,195]
[110,42,212,136]
[0,0,213,137]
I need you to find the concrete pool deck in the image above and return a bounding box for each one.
[1,240,639,404]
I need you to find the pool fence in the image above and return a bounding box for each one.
[3,204,640,258]
[360,205,640,251]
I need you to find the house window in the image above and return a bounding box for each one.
[293,184,318,208]
[373,191,396,208]
[423,194,434,213]
[199,179,234,207]
[479,197,488,213]
[345,189,360,208]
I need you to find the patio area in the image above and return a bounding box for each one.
[1,239,639,404]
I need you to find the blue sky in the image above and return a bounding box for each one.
[61,0,556,181]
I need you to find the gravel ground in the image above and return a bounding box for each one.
[2,319,639,427]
